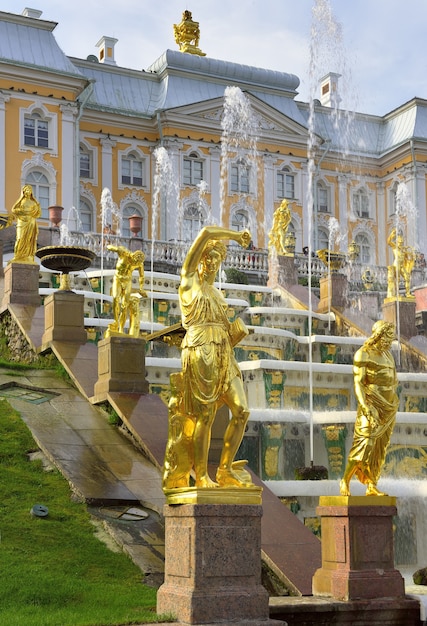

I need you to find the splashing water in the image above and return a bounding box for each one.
[328,216,343,251]
[220,86,259,229]
[395,182,418,250]
[101,188,121,236]
[153,146,181,241]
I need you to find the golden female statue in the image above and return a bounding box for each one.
[268,199,292,256]
[176,225,253,489]
[8,184,41,264]
[386,227,416,298]
[105,245,146,337]
[340,321,398,496]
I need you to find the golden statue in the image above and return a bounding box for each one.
[173,10,206,56]
[105,245,147,338]
[340,321,398,496]
[2,184,42,264]
[164,225,254,490]
[386,227,416,298]
[268,199,292,256]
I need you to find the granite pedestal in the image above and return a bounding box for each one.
[382,298,416,339]
[42,291,87,344]
[93,335,148,400]
[157,503,282,625]
[2,262,41,307]
[318,274,348,313]
[312,496,405,601]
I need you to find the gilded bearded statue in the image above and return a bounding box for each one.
[340,321,398,496]
[163,226,254,490]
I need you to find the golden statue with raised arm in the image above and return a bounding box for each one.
[5,184,41,264]
[105,245,147,338]
[340,321,398,496]
[386,227,416,298]
[168,225,254,490]
[268,199,292,256]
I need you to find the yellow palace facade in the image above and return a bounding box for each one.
[1,7,427,272]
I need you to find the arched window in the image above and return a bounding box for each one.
[230,158,250,193]
[317,227,329,251]
[183,152,204,185]
[79,199,93,233]
[25,171,49,219]
[122,205,143,238]
[121,152,144,186]
[183,205,204,241]
[353,188,370,218]
[277,166,295,199]
[231,209,249,232]
[24,112,48,148]
[355,233,372,264]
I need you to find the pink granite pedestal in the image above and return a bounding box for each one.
[157,504,283,625]
[42,291,87,344]
[312,496,405,601]
[382,298,416,339]
[317,274,348,313]
[2,262,41,308]
[93,335,148,401]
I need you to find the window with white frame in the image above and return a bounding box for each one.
[353,188,370,218]
[316,182,329,213]
[79,199,93,232]
[183,152,204,185]
[354,233,372,264]
[24,112,48,148]
[79,145,93,179]
[231,208,249,232]
[122,205,143,238]
[25,171,50,219]
[183,205,204,241]
[121,152,144,186]
[230,159,250,194]
[277,166,295,199]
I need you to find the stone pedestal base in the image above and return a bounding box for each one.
[312,496,405,601]
[157,504,271,624]
[93,335,148,399]
[2,262,41,307]
[382,298,416,339]
[318,274,348,313]
[277,255,298,288]
[42,291,87,344]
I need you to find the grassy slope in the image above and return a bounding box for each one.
[0,398,171,626]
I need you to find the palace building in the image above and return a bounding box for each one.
[1,7,427,270]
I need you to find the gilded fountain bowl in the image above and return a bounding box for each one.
[36,245,96,274]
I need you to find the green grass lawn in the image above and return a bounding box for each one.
[0,398,172,626]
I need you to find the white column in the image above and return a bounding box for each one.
[377,182,386,266]
[209,145,221,224]
[100,136,116,193]
[0,92,10,211]
[263,155,275,248]
[60,103,77,210]
[338,175,349,251]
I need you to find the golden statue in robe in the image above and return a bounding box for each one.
[105,245,147,338]
[173,10,206,56]
[3,184,41,264]
[340,321,398,496]
[268,199,292,256]
[386,227,416,298]
[163,226,254,491]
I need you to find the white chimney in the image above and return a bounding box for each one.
[320,72,341,108]
[22,8,43,18]
[96,36,118,65]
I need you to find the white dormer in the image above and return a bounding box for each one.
[96,36,118,65]
[320,72,341,108]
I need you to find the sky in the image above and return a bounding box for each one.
[2,0,427,116]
